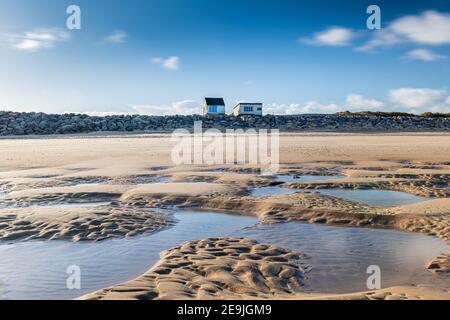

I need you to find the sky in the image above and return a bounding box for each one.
[0,0,449,115]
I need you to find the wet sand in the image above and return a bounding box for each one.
[0,133,449,299]
[81,237,449,300]
[81,237,310,300]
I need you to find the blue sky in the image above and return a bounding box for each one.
[0,0,449,115]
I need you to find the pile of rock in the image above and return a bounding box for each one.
[0,111,449,136]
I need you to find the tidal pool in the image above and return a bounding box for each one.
[250,186,298,197]
[0,210,447,300]
[250,175,346,197]
[253,176,428,207]
[0,211,256,300]
[314,189,427,207]
[276,174,345,183]
[241,222,449,293]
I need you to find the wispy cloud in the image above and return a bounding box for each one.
[78,89,450,116]
[345,94,384,110]
[391,10,450,45]
[6,28,69,52]
[130,99,200,115]
[103,30,128,44]
[389,88,449,111]
[151,56,180,71]
[357,11,450,51]
[404,48,446,62]
[80,100,200,116]
[299,27,357,46]
[266,88,450,115]
[265,102,342,114]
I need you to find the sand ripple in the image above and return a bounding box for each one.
[81,237,310,300]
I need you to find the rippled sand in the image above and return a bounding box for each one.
[0,133,449,299]
[80,237,450,300]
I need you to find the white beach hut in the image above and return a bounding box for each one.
[203,97,226,115]
[233,102,263,116]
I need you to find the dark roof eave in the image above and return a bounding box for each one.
[204,97,225,106]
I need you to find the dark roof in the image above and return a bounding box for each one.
[205,97,225,106]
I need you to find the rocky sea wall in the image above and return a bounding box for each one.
[1,111,449,135]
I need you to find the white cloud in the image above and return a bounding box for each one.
[404,48,446,61]
[345,94,384,110]
[429,105,450,113]
[7,29,69,52]
[78,100,200,116]
[81,100,200,116]
[265,101,342,115]
[130,99,200,115]
[391,11,450,45]
[151,56,180,71]
[299,27,357,46]
[75,90,450,116]
[356,29,401,52]
[389,88,448,109]
[267,88,450,115]
[358,11,450,51]
[103,30,128,44]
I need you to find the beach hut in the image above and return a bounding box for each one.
[203,97,226,115]
[233,102,263,116]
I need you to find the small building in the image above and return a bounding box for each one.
[233,102,263,116]
[203,97,226,115]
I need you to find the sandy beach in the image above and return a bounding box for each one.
[0,133,449,300]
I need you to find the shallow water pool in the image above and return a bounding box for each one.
[276,174,346,183]
[314,189,427,207]
[241,222,449,293]
[0,210,447,299]
[0,211,256,300]
[251,186,298,197]
[252,182,428,207]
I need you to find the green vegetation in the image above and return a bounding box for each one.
[336,111,416,117]
[420,112,450,118]
[337,111,450,118]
